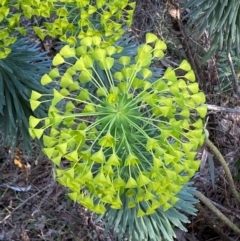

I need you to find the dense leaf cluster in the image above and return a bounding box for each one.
[186,0,240,54]
[0,0,135,58]
[0,39,51,151]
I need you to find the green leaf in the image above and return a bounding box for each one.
[114,72,124,81]
[184,70,195,82]
[42,147,55,159]
[49,68,60,79]
[146,33,158,43]
[81,37,93,46]
[60,72,73,87]
[79,69,92,83]
[146,138,158,151]
[29,116,41,128]
[60,88,70,96]
[137,173,151,187]
[30,91,42,100]
[60,45,75,58]
[157,106,170,117]
[33,26,46,41]
[73,57,86,70]
[106,46,116,56]
[155,39,167,50]
[179,60,191,71]
[141,68,152,79]
[65,150,79,162]
[76,46,87,55]
[99,57,114,70]
[125,153,140,166]
[192,92,206,105]
[107,153,120,166]
[52,89,64,106]
[83,55,94,68]
[91,149,105,163]
[68,192,78,202]
[153,49,164,58]
[56,143,68,155]
[77,89,89,100]
[92,36,101,45]
[30,99,41,111]
[119,56,131,65]
[192,119,203,129]
[69,82,80,91]
[92,48,106,61]
[163,67,177,82]
[125,177,138,188]
[196,105,207,118]
[187,82,199,93]
[33,128,44,139]
[53,53,65,66]
[99,133,115,147]
[180,108,190,118]
[52,155,62,166]
[41,74,52,85]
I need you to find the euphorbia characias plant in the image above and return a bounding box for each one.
[29,32,206,213]
[25,0,207,240]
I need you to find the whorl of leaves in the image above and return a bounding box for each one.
[99,184,198,241]
[0,39,52,152]
[185,0,240,54]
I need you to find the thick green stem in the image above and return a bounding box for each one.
[205,137,240,203]
[195,192,240,235]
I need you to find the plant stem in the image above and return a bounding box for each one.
[195,192,240,235]
[205,137,240,203]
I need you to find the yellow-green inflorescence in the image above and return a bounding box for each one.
[0,0,134,58]
[29,32,207,217]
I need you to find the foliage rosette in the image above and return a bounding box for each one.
[29,33,206,218]
[0,38,51,151]
[185,0,240,54]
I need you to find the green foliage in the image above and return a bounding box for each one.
[0,38,51,151]
[0,0,28,58]
[0,0,135,59]
[186,0,240,53]
[100,184,198,240]
[185,0,240,54]
[217,50,240,93]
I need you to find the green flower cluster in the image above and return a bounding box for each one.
[0,0,26,58]
[0,0,135,59]
[29,33,206,216]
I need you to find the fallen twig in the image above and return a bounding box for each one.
[0,183,52,223]
[207,104,240,115]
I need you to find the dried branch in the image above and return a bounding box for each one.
[207,104,240,115]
